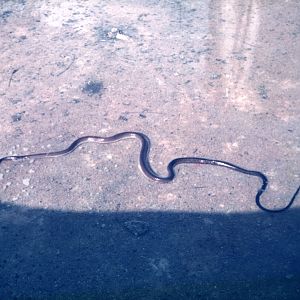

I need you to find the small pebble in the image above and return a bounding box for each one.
[123,220,149,237]
[116,33,129,41]
[22,178,30,186]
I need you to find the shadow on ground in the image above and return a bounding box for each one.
[1,203,300,299]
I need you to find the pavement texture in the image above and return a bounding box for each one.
[0,0,300,299]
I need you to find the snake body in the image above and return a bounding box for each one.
[0,131,299,213]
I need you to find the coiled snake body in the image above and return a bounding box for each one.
[0,131,299,213]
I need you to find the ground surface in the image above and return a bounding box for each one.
[0,0,299,299]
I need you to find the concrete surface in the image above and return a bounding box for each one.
[0,0,299,299]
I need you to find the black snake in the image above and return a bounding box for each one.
[0,131,299,213]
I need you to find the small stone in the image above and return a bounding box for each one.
[22,178,30,186]
[115,33,129,41]
[0,173,3,180]
[123,220,149,237]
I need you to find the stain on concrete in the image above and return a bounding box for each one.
[81,80,103,96]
